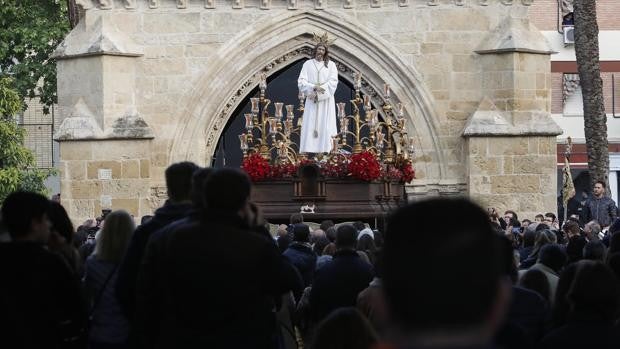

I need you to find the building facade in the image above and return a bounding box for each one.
[54,0,563,223]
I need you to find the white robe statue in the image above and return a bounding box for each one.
[297,58,338,153]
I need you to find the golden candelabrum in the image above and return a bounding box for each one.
[239,74,301,164]
[239,72,416,166]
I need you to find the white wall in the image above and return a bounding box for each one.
[542,31,620,61]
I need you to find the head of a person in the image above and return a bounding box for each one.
[537,244,567,273]
[313,43,329,65]
[165,161,199,203]
[534,214,545,223]
[325,226,337,243]
[504,210,518,222]
[95,210,135,263]
[277,224,288,238]
[563,221,581,238]
[290,213,304,225]
[140,215,153,225]
[521,219,531,229]
[567,261,620,323]
[583,220,601,240]
[190,167,213,210]
[310,307,378,349]
[357,234,377,253]
[383,198,507,339]
[320,220,335,232]
[311,228,326,243]
[582,240,606,261]
[522,230,537,248]
[47,201,75,245]
[519,269,551,302]
[203,168,251,215]
[353,221,366,232]
[323,242,337,256]
[544,213,556,226]
[592,180,606,198]
[336,224,357,250]
[313,236,331,256]
[533,229,557,253]
[293,223,311,242]
[1,191,51,243]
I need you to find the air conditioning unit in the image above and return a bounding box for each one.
[563,26,575,45]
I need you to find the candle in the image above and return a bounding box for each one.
[397,103,404,118]
[337,102,346,119]
[268,118,278,135]
[274,102,283,118]
[285,105,295,119]
[250,98,259,113]
[355,72,362,90]
[363,95,371,109]
[259,73,267,90]
[238,133,248,150]
[384,84,390,98]
[244,113,253,130]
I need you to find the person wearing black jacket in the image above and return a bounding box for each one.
[135,168,301,348]
[0,191,87,349]
[283,223,317,287]
[115,162,198,322]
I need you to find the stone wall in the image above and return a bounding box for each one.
[55,0,561,222]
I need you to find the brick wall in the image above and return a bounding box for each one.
[550,72,620,115]
[529,0,620,31]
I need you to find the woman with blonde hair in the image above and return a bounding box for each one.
[84,210,134,349]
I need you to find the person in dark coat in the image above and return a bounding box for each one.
[309,224,374,323]
[0,191,87,349]
[583,181,618,228]
[283,223,317,287]
[135,168,301,348]
[116,161,198,321]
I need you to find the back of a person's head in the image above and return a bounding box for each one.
[336,224,357,250]
[525,222,539,234]
[535,223,550,232]
[563,221,580,236]
[293,223,310,242]
[586,220,601,235]
[190,167,212,209]
[203,168,251,213]
[383,198,502,331]
[518,269,550,302]
[357,234,377,253]
[290,213,304,225]
[567,261,620,323]
[320,220,335,231]
[48,201,75,243]
[95,210,135,263]
[538,244,567,273]
[609,218,620,235]
[313,236,331,256]
[583,240,606,261]
[522,230,537,247]
[165,161,198,202]
[534,229,556,249]
[552,262,580,327]
[323,242,337,256]
[326,226,337,242]
[310,307,378,349]
[1,191,50,240]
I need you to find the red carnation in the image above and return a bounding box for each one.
[348,151,382,182]
[241,154,272,181]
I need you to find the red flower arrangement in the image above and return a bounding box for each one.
[241,154,272,181]
[385,166,403,182]
[322,155,349,179]
[348,151,382,182]
[271,162,297,179]
[399,160,415,183]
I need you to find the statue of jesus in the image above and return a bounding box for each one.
[298,36,338,154]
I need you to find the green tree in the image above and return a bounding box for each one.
[0,0,70,113]
[573,0,610,189]
[0,77,50,204]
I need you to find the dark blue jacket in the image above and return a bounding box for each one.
[283,242,317,287]
[584,196,618,227]
[309,249,374,322]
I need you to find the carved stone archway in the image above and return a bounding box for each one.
[169,10,447,185]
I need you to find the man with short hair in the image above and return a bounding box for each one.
[584,180,618,229]
[116,161,199,321]
[0,191,86,348]
[382,198,509,349]
[283,223,317,287]
[136,168,300,348]
[522,244,567,304]
[584,220,602,241]
[534,214,545,223]
[309,224,374,323]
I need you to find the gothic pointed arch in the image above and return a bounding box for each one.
[169,10,447,183]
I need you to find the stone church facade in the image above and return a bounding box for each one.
[55,0,562,222]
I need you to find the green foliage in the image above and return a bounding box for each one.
[0,77,52,204]
[0,0,70,113]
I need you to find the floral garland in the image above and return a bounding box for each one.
[271,162,297,179]
[241,154,272,181]
[348,151,382,182]
[399,160,415,183]
[322,155,349,179]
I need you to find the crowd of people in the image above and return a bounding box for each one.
[1,161,620,349]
